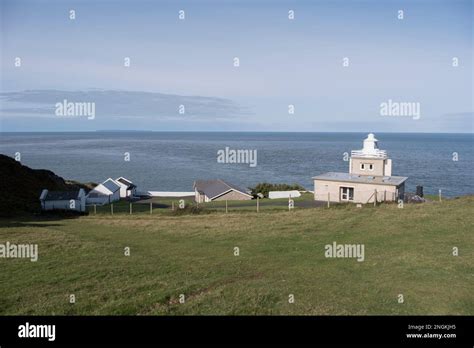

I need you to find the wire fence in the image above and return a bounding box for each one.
[85,190,443,216]
[86,202,155,215]
[85,196,325,215]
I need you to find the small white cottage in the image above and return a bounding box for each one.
[40,189,86,212]
[115,177,137,198]
[86,178,121,205]
[313,133,408,204]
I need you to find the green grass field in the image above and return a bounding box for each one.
[0,195,472,315]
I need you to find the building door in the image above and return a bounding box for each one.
[340,187,354,201]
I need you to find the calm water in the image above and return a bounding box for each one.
[1,132,473,197]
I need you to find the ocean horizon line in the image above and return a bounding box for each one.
[1,130,473,135]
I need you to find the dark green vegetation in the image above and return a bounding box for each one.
[0,155,95,217]
[0,195,472,315]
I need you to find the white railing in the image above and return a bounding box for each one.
[351,150,387,158]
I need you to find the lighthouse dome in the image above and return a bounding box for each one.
[351,133,387,158]
[362,133,378,154]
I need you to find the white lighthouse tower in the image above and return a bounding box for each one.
[349,133,392,177]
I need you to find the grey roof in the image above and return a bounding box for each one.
[87,192,108,198]
[312,172,408,186]
[102,179,121,192]
[116,177,137,189]
[117,177,132,186]
[194,179,251,199]
[42,191,80,201]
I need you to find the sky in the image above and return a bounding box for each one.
[0,0,472,132]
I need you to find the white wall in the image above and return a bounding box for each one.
[314,180,399,203]
[268,190,301,199]
[149,191,195,197]
[42,199,85,212]
[384,159,392,176]
[116,182,133,198]
[119,186,127,198]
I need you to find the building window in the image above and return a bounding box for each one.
[360,163,365,170]
[369,164,374,171]
[340,187,354,201]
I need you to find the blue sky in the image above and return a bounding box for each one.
[0,0,472,132]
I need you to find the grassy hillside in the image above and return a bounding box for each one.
[0,155,96,217]
[0,195,472,315]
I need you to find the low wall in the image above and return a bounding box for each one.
[148,191,194,197]
[268,190,302,199]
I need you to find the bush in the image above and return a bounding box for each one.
[249,183,306,198]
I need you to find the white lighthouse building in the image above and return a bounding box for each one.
[312,133,407,203]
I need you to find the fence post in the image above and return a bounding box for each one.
[257,197,259,213]
[111,203,114,215]
[94,204,96,215]
[225,200,228,213]
[327,192,330,208]
[172,201,174,211]
[439,189,442,202]
[150,202,152,214]
[130,203,132,215]
[374,189,377,207]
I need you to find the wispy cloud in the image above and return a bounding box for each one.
[0,89,251,120]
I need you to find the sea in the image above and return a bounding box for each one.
[1,132,473,197]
